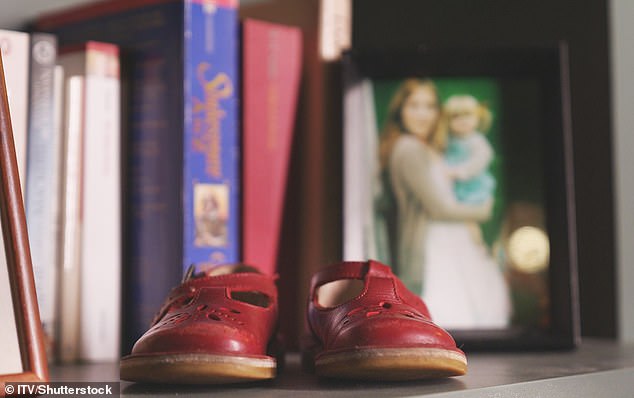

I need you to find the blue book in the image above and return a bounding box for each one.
[184,1,240,269]
[37,0,240,353]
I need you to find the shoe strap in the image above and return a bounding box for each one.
[310,260,393,292]
[309,260,431,317]
[151,272,277,327]
[182,272,277,298]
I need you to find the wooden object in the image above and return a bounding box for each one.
[0,52,48,385]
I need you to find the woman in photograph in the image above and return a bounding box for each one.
[379,78,510,329]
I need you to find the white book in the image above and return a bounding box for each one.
[343,68,379,261]
[319,0,351,61]
[58,75,84,364]
[58,42,121,362]
[0,29,30,193]
[0,234,23,374]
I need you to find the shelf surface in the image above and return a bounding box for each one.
[50,339,634,397]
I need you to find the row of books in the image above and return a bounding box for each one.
[1,0,306,362]
[0,30,121,362]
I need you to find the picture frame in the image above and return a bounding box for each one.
[0,54,48,384]
[343,44,580,350]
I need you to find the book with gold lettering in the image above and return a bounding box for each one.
[184,1,239,270]
[36,0,240,354]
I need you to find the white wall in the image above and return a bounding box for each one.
[610,0,634,342]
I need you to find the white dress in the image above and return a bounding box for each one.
[422,156,511,330]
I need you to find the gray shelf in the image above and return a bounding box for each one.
[50,339,634,397]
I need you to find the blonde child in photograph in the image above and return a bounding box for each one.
[443,95,496,205]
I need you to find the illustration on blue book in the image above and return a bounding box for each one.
[345,75,551,333]
[194,183,228,247]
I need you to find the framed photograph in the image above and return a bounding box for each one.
[0,54,48,385]
[343,45,579,349]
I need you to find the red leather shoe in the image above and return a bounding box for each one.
[304,260,467,380]
[120,264,279,384]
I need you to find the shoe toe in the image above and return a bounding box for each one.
[331,314,458,352]
[132,318,259,357]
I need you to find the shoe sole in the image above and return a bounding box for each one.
[314,347,467,380]
[120,353,276,384]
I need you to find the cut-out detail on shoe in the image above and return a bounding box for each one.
[230,291,271,308]
[316,279,365,308]
[381,302,392,309]
[206,307,244,325]
[197,304,208,311]
[231,309,241,314]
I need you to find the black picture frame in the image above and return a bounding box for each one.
[342,44,579,350]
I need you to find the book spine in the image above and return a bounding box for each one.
[58,75,84,364]
[242,19,302,275]
[24,33,60,363]
[319,0,351,61]
[78,43,122,362]
[183,0,240,270]
[342,66,380,261]
[0,30,30,193]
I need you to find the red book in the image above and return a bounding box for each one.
[241,0,348,348]
[242,19,302,275]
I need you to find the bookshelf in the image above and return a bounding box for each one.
[49,340,634,397]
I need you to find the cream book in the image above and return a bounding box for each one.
[58,75,83,364]
[58,42,121,362]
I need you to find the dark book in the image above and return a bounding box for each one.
[36,0,241,353]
